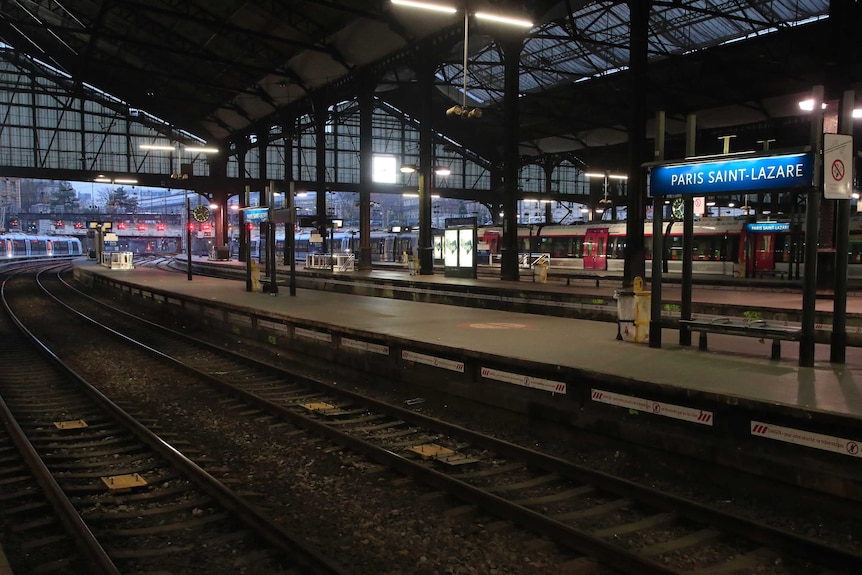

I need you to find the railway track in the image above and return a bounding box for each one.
[17,264,859,574]
[0,265,348,575]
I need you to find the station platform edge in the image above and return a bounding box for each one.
[72,258,862,499]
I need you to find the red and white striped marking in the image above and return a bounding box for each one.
[402,350,464,373]
[751,421,861,458]
[591,389,713,426]
[481,367,566,395]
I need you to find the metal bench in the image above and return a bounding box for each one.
[551,272,612,288]
[679,317,802,360]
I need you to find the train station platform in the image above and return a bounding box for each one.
[72,257,862,500]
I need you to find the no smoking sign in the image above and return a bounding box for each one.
[824,133,853,199]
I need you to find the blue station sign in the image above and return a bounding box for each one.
[746,222,791,232]
[243,207,268,222]
[649,152,814,197]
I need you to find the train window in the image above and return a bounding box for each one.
[571,237,584,258]
[849,235,862,263]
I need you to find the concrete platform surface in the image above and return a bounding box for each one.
[81,259,862,423]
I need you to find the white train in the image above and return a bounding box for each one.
[0,234,83,258]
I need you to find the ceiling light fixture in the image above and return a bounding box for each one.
[475,11,533,27]
[393,1,530,120]
[798,99,827,111]
[186,146,219,154]
[391,0,456,14]
[434,166,451,176]
[400,164,418,173]
[140,144,174,151]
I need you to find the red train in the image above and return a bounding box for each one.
[477,215,862,278]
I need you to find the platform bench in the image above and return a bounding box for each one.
[679,317,802,360]
[553,272,612,288]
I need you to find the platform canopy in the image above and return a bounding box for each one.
[0,0,855,171]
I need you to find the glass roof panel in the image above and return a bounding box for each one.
[437,0,829,106]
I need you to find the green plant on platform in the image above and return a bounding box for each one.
[663,303,681,313]
[743,310,762,321]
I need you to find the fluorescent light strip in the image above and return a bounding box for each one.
[140,144,174,151]
[475,12,533,28]
[114,179,138,184]
[186,147,219,154]
[391,0,456,14]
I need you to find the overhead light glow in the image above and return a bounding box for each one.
[114,178,138,184]
[434,166,451,176]
[475,12,533,28]
[584,172,627,179]
[798,99,827,111]
[402,192,420,198]
[94,178,111,183]
[400,163,418,173]
[186,146,219,154]
[140,144,174,151]
[391,0,457,14]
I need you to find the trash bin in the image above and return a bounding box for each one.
[614,289,636,341]
[535,261,548,283]
[250,260,262,293]
[633,291,651,343]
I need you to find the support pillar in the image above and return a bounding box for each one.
[623,0,650,287]
[800,85,824,367]
[499,35,524,281]
[358,75,375,271]
[649,111,665,348]
[314,101,329,255]
[416,60,435,275]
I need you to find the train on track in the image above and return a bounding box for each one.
[0,234,83,259]
[253,213,862,278]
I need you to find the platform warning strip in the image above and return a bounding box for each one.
[408,443,478,466]
[591,388,714,426]
[751,420,861,458]
[300,402,349,416]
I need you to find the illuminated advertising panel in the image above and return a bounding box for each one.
[458,228,473,267]
[444,229,458,267]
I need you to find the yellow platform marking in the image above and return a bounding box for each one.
[53,420,88,430]
[300,402,349,416]
[408,443,478,466]
[101,473,148,492]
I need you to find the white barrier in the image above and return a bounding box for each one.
[101,251,134,270]
[305,253,355,272]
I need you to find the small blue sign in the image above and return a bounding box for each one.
[244,208,268,222]
[650,152,814,197]
[747,222,790,232]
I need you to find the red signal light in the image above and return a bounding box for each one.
[117,222,126,230]
[156,223,166,232]
[137,223,147,231]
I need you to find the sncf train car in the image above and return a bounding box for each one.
[478,215,862,278]
[256,228,423,264]
[0,234,83,258]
